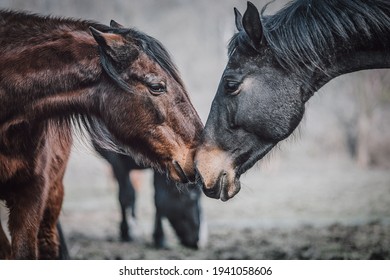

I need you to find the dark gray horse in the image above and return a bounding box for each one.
[95,145,202,249]
[195,0,390,201]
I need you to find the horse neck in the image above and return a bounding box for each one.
[309,41,390,95]
[0,19,103,125]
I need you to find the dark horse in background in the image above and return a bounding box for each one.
[195,0,390,201]
[0,11,202,259]
[94,145,202,249]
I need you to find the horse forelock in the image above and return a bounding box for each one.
[229,0,390,76]
[128,29,186,91]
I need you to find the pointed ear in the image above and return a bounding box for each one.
[110,20,124,29]
[242,1,263,49]
[89,26,135,65]
[234,8,244,31]
[89,27,125,52]
[90,26,138,82]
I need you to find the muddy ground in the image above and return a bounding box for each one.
[64,222,390,260]
[60,139,390,260]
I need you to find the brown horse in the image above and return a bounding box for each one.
[0,11,202,259]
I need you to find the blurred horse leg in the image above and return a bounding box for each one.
[7,178,47,259]
[118,182,135,241]
[37,178,65,259]
[1,123,68,259]
[112,157,136,242]
[37,129,71,259]
[57,221,70,260]
[0,212,11,259]
[93,145,137,242]
[152,210,166,248]
[118,176,136,241]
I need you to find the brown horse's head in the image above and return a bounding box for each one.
[90,22,203,182]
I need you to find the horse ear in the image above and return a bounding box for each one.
[234,8,244,31]
[89,26,138,65]
[89,27,125,55]
[110,20,124,29]
[242,1,263,49]
[90,27,137,92]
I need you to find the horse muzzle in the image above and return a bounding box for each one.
[195,146,241,201]
[168,149,197,183]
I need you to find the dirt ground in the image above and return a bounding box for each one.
[63,222,390,260]
[59,138,390,260]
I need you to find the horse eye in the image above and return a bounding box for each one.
[224,80,240,94]
[148,82,166,95]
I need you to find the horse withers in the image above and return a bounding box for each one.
[95,146,202,249]
[0,11,202,259]
[195,0,390,201]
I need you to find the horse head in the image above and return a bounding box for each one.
[195,2,304,201]
[90,22,203,183]
[195,0,390,201]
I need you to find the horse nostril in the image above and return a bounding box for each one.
[172,160,189,183]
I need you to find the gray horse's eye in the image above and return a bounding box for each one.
[224,80,240,95]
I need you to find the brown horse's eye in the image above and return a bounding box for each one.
[148,82,166,95]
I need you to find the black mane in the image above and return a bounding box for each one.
[229,0,390,74]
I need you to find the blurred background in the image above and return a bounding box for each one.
[1,0,389,259]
